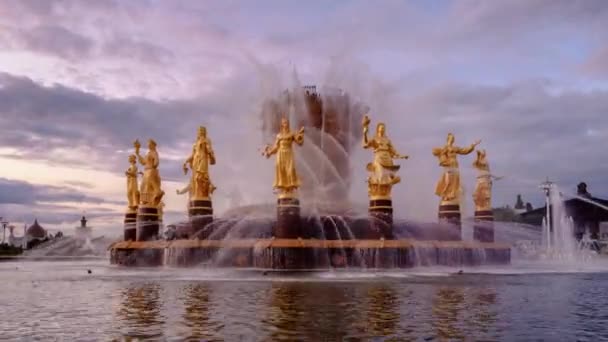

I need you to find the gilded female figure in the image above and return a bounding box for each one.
[432,133,480,204]
[183,126,216,200]
[134,139,164,206]
[262,117,305,197]
[472,149,502,211]
[362,115,408,189]
[125,154,139,209]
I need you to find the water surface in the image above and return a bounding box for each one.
[2,259,608,340]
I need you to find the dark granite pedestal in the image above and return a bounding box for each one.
[189,199,213,239]
[276,197,301,239]
[123,210,137,241]
[438,203,461,240]
[369,199,394,239]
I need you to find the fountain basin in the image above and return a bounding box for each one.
[109,238,511,269]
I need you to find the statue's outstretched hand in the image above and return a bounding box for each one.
[261,145,271,158]
[362,115,371,128]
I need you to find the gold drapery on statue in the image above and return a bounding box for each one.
[472,149,501,212]
[182,126,216,200]
[262,116,305,198]
[134,139,165,207]
[125,154,140,209]
[362,115,408,199]
[432,133,480,204]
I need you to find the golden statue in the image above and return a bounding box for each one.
[182,126,216,200]
[472,149,502,212]
[262,116,305,198]
[362,115,408,199]
[125,154,140,209]
[158,201,165,222]
[432,133,480,205]
[134,139,164,207]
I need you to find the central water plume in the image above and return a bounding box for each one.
[260,85,368,210]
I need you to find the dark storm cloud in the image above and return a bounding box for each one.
[0,72,232,168]
[0,178,119,205]
[0,72,251,185]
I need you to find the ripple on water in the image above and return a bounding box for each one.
[1,260,608,340]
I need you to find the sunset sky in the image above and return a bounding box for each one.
[0,0,607,235]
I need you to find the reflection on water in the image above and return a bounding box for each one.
[115,283,164,340]
[265,284,307,340]
[474,289,498,335]
[2,261,608,340]
[433,288,465,339]
[181,284,221,341]
[365,286,401,338]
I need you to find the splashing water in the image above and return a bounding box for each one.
[528,184,598,263]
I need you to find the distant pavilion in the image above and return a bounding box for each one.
[519,182,608,240]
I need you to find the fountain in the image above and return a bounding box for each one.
[109,86,511,269]
[537,180,599,261]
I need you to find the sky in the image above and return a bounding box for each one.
[0,0,607,235]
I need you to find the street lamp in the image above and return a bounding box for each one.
[0,217,8,245]
[539,178,555,248]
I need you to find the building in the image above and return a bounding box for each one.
[519,182,608,240]
[25,219,49,249]
[514,194,526,214]
[7,225,26,249]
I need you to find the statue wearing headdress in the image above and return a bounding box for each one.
[134,139,164,207]
[472,149,502,212]
[125,154,140,209]
[432,133,480,204]
[362,115,408,199]
[262,116,305,198]
[182,126,216,200]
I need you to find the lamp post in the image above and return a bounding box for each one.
[0,217,8,245]
[539,178,554,248]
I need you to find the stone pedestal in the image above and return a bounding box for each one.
[137,205,160,241]
[123,210,137,241]
[369,199,394,239]
[276,197,301,238]
[474,210,494,243]
[189,199,213,239]
[438,203,461,239]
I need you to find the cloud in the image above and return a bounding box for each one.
[61,180,96,189]
[14,25,93,60]
[0,0,607,226]
[580,47,608,78]
[0,178,118,205]
[101,36,174,65]
[0,177,124,229]
[0,72,249,176]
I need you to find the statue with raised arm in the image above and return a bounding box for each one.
[432,133,480,204]
[125,154,140,209]
[181,126,216,200]
[472,149,502,212]
[262,116,305,198]
[362,115,408,199]
[134,139,164,207]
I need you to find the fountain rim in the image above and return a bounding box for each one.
[109,238,510,250]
